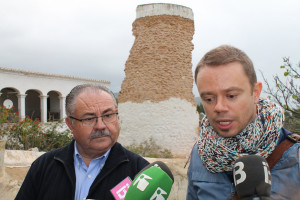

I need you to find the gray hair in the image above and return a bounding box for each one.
[65,84,117,117]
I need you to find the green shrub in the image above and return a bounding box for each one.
[284,112,300,134]
[40,121,72,151]
[125,137,173,158]
[0,105,72,151]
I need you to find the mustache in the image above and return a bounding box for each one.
[90,129,112,139]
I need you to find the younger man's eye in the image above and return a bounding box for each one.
[228,94,237,99]
[204,97,215,102]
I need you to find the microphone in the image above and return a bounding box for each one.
[233,155,271,200]
[134,161,174,181]
[124,161,174,200]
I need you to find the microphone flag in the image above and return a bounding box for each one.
[124,165,173,200]
[233,155,271,199]
[110,177,132,200]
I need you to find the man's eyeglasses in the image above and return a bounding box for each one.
[69,112,118,127]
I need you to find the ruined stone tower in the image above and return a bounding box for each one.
[118,3,199,157]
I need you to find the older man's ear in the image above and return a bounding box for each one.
[65,117,74,132]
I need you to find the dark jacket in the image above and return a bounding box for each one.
[15,141,149,200]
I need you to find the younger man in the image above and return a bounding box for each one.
[187,45,300,200]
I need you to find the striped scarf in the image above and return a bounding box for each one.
[197,98,284,173]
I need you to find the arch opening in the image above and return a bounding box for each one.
[47,91,60,121]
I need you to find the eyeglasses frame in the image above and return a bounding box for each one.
[69,112,118,127]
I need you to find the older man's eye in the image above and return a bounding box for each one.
[103,113,113,119]
[84,117,95,122]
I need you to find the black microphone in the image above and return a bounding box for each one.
[134,161,174,181]
[233,155,271,200]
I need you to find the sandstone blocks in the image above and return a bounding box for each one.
[118,4,199,157]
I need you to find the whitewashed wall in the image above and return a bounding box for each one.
[118,98,199,157]
[0,67,110,97]
[0,67,110,121]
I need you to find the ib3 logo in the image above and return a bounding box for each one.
[233,160,271,185]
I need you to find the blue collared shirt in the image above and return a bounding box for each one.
[74,142,111,200]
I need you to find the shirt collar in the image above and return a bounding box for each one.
[74,141,111,167]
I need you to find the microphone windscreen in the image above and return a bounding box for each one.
[233,155,271,199]
[124,162,174,200]
[134,161,174,182]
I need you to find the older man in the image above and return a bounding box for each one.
[187,45,300,200]
[16,84,149,200]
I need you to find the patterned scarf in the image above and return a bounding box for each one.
[197,98,284,173]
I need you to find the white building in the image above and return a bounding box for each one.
[0,67,110,122]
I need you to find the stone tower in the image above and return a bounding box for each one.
[118,3,199,157]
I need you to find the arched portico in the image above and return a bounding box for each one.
[25,90,42,120]
[47,91,61,121]
[0,87,19,114]
[0,67,110,123]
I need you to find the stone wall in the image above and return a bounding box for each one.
[119,14,195,104]
[118,4,199,157]
[0,150,189,200]
[0,150,45,200]
[0,140,5,177]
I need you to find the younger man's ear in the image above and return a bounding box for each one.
[253,82,263,103]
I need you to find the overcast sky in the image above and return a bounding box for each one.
[0,0,299,96]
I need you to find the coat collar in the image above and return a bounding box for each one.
[53,140,129,185]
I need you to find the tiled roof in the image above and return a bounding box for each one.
[0,67,110,84]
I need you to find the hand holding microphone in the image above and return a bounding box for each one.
[233,155,271,200]
[124,161,174,200]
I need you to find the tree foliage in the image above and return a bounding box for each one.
[197,104,204,114]
[261,57,300,115]
[261,58,300,133]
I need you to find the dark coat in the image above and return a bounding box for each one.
[15,140,149,200]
